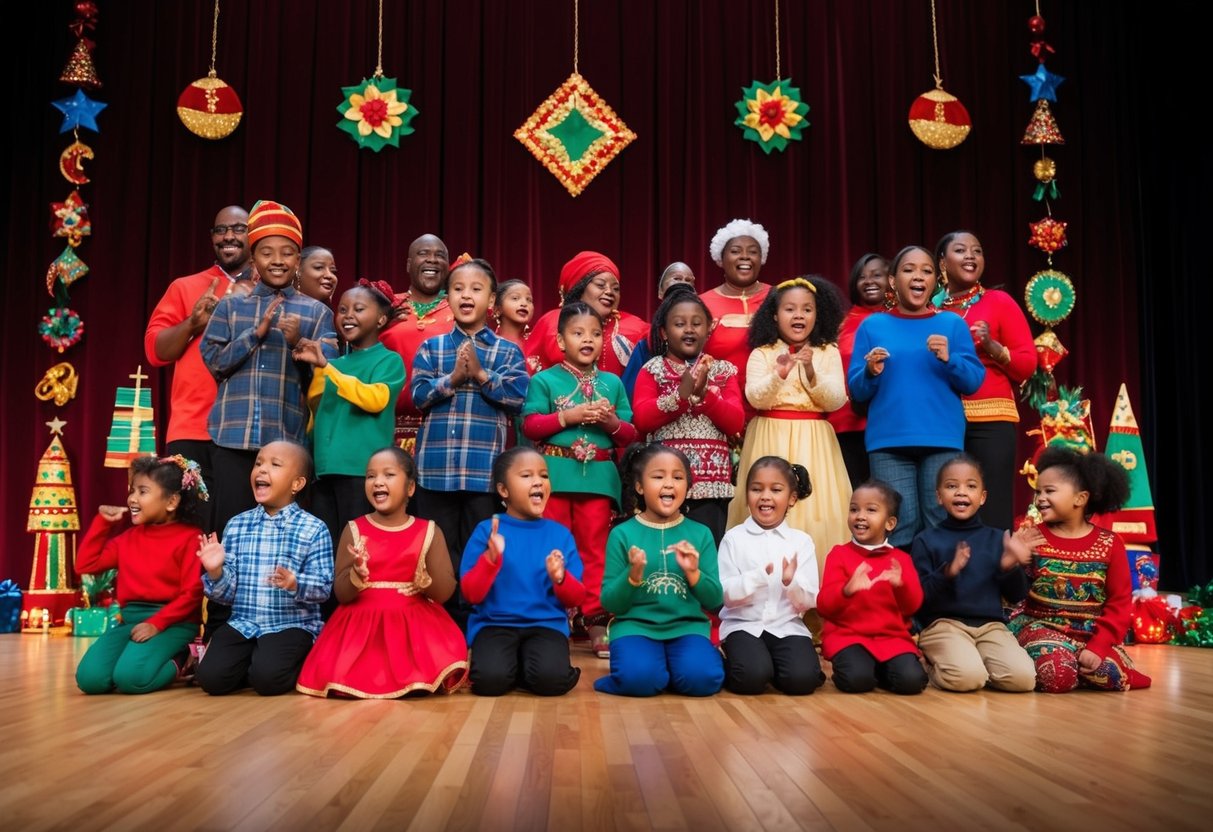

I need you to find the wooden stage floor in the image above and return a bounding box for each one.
[1,635,1210,831]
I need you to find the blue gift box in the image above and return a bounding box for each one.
[0,580,22,633]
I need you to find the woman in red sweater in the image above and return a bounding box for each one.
[935,231,1036,530]
[75,455,207,694]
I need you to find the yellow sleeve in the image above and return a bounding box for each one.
[745,347,783,410]
[321,363,392,412]
[305,369,326,433]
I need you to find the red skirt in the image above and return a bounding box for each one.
[297,587,468,698]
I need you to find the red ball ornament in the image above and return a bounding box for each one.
[907,87,972,150]
[177,74,244,140]
[1028,14,1046,34]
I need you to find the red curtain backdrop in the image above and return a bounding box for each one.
[3,2,1205,587]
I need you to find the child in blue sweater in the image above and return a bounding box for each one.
[460,447,586,696]
[847,245,984,547]
[910,454,1036,692]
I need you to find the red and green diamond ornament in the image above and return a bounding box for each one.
[515,73,636,197]
[336,76,417,152]
[46,247,88,295]
[1028,216,1068,255]
[734,79,809,154]
[908,86,972,150]
[39,307,85,353]
[50,190,91,247]
[177,73,244,140]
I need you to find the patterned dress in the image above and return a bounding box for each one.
[1007,524,1138,692]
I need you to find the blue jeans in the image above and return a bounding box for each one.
[868,449,957,547]
[594,634,724,697]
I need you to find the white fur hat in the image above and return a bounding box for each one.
[709,219,770,266]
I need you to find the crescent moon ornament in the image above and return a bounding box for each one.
[59,140,94,184]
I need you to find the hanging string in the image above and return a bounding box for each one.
[774,0,781,80]
[374,0,385,78]
[208,0,220,77]
[573,0,580,75]
[929,0,942,88]
[1035,0,1042,16]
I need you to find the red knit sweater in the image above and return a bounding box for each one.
[75,514,204,631]
[817,541,923,661]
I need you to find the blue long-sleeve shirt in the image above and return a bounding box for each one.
[910,516,1028,628]
[847,310,984,452]
[203,502,333,638]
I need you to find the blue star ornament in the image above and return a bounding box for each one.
[1020,63,1065,103]
[52,89,107,133]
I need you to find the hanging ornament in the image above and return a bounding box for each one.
[908,0,971,150]
[1028,14,1047,35]
[69,2,99,39]
[46,246,89,294]
[1021,100,1065,145]
[1019,63,1065,103]
[1032,156,1059,201]
[734,1,809,154]
[177,1,243,140]
[1030,40,1055,62]
[1032,328,1068,373]
[1028,216,1068,255]
[50,190,91,247]
[59,38,101,89]
[58,138,94,184]
[335,0,417,151]
[51,88,106,133]
[515,0,636,196]
[34,362,79,407]
[1024,269,1076,325]
[38,308,85,353]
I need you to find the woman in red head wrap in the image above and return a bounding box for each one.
[524,251,649,376]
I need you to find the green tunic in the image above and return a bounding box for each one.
[601,515,723,642]
[521,364,632,505]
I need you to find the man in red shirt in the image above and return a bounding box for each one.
[144,205,251,534]
[380,233,455,452]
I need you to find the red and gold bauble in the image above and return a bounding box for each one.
[908,86,972,150]
[177,73,243,140]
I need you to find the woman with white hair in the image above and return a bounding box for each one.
[702,219,772,412]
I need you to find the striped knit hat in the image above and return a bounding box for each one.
[247,200,303,247]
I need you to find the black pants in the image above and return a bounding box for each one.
[312,474,372,547]
[964,420,1019,532]
[469,626,580,696]
[210,445,259,538]
[413,487,498,630]
[836,430,871,491]
[685,497,729,546]
[722,631,824,695]
[829,644,928,695]
[164,438,221,534]
[195,624,314,696]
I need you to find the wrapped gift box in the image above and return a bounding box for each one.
[66,605,119,637]
[0,580,21,633]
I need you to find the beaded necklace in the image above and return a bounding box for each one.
[407,290,447,321]
[941,284,984,317]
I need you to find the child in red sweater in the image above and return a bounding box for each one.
[818,480,928,694]
[75,455,207,694]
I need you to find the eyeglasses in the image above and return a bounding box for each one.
[210,224,249,235]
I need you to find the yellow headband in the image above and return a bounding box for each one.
[776,277,817,293]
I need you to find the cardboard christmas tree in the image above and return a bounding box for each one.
[103,366,157,467]
[24,418,80,626]
[1103,384,1160,597]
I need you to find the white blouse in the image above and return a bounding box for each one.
[718,516,819,640]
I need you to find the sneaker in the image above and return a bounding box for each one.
[588,625,610,659]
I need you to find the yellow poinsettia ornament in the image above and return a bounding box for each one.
[735,79,810,154]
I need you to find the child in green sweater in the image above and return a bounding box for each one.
[295,280,405,545]
[594,443,724,697]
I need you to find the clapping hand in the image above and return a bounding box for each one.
[197,533,225,578]
[926,334,950,363]
[267,565,298,593]
[670,540,701,582]
[254,295,285,339]
[864,347,890,376]
[781,553,798,586]
[349,538,371,583]
[946,541,971,578]
[292,338,328,368]
[844,561,876,596]
[627,545,647,585]
[546,550,566,585]
[276,312,303,347]
[875,558,903,587]
[1000,530,1033,571]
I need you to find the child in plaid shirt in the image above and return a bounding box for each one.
[195,441,333,695]
[410,258,528,628]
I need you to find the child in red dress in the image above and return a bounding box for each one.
[296,447,468,697]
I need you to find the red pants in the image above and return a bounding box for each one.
[545,493,612,620]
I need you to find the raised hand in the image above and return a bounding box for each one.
[546,549,566,585]
[794,344,816,384]
[946,541,971,578]
[775,352,795,380]
[98,505,128,523]
[1000,529,1032,571]
[627,545,647,585]
[197,532,226,577]
[277,312,303,347]
[926,334,950,363]
[691,357,711,397]
[1014,524,1047,552]
[189,277,222,334]
[876,558,903,587]
[349,538,370,583]
[464,340,487,383]
[969,320,992,350]
[864,347,890,376]
[129,622,160,643]
[781,553,798,586]
[844,561,875,596]
[485,516,505,564]
[449,342,471,386]
[670,540,700,577]
[292,338,328,368]
[267,565,298,593]
[254,295,285,339]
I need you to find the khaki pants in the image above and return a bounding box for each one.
[917,619,1036,692]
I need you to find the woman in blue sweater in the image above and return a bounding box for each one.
[847,245,984,547]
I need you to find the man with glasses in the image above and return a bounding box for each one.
[144,205,252,534]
